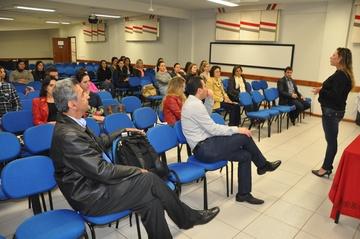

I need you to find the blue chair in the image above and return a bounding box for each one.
[1,156,88,239]
[97,91,113,101]
[18,92,26,100]
[64,66,76,77]
[147,125,208,209]
[122,96,142,115]
[0,132,21,201]
[128,77,142,96]
[251,91,280,138]
[251,81,261,91]
[144,68,155,77]
[174,121,231,197]
[239,92,271,141]
[13,83,27,94]
[133,107,157,130]
[222,78,229,92]
[103,113,134,134]
[28,81,42,91]
[264,88,295,131]
[23,124,55,155]
[21,99,33,111]
[85,117,101,137]
[158,111,165,123]
[1,110,34,134]
[26,90,40,100]
[85,65,94,73]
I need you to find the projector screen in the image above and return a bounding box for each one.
[209,42,295,70]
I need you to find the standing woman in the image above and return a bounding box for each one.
[162,76,186,125]
[312,47,354,177]
[206,65,241,126]
[32,76,57,125]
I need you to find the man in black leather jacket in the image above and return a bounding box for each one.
[50,78,219,239]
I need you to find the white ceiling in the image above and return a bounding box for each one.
[0,0,342,31]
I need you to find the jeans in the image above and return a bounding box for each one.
[321,107,344,170]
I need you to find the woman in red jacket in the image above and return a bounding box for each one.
[162,76,186,125]
[32,76,57,125]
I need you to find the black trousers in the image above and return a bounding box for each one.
[89,173,201,239]
[288,99,310,120]
[220,102,241,126]
[321,107,344,171]
[194,134,267,195]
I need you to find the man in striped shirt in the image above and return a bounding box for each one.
[0,66,22,117]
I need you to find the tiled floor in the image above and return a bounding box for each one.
[1,116,360,238]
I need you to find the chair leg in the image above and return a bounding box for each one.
[135,213,142,239]
[40,193,47,211]
[129,213,133,227]
[88,224,96,239]
[177,145,182,163]
[83,230,89,239]
[231,162,234,195]
[203,176,208,210]
[267,119,271,137]
[225,165,229,197]
[258,122,261,142]
[28,197,31,209]
[48,191,53,210]
[286,114,289,129]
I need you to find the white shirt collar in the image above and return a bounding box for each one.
[67,115,87,128]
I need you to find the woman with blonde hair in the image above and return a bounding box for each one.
[199,61,210,82]
[312,47,354,178]
[162,76,186,125]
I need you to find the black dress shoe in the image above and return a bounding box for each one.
[257,160,282,175]
[236,193,264,205]
[193,207,220,226]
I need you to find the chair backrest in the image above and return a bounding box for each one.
[23,124,55,154]
[1,156,56,199]
[128,77,141,87]
[85,65,94,73]
[210,113,225,125]
[174,121,187,144]
[251,81,261,91]
[64,66,75,77]
[0,132,21,163]
[21,99,33,111]
[259,80,268,90]
[26,90,40,100]
[222,78,229,92]
[264,88,277,102]
[144,68,155,77]
[245,82,252,92]
[28,81,42,91]
[97,91,113,101]
[103,113,134,134]
[121,96,142,113]
[133,107,157,130]
[85,117,101,137]
[13,83,27,94]
[2,110,34,134]
[147,125,178,154]
[239,92,253,107]
[17,92,26,100]
[158,111,165,122]
[251,90,265,105]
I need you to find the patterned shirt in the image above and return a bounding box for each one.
[0,82,22,117]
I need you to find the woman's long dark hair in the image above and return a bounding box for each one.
[39,76,56,97]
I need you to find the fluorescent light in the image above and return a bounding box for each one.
[207,0,238,7]
[0,17,14,21]
[15,6,55,12]
[61,22,70,24]
[46,21,70,24]
[94,14,121,19]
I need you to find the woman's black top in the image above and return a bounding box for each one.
[32,70,46,82]
[96,67,112,82]
[47,102,57,122]
[318,70,352,111]
[113,67,129,88]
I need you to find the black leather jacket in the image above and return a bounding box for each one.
[50,114,141,215]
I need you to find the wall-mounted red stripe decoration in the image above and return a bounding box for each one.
[355,15,360,20]
[125,26,133,30]
[133,26,143,30]
[240,21,260,27]
[260,21,277,27]
[143,25,157,31]
[216,20,240,28]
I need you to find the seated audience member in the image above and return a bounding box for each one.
[124,57,134,76]
[199,61,211,82]
[113,59,129,89]
[277,66,310,125]
[76,67,99,93]
[50,78,220,239]
[155,57,164,72]
[0,66,22,117]
[32,76,57,125]
[227,65,252,101]
[182,76,281,204]
[32,61,46,82]
[185,64,198,81]
[9,59,34,84]
[162,76,186,125]
[184,61,192,74]
[97,60,114,95]
[109,57,118,74]
[156,61,172,95]
[46,67,59,80]
[133,59,145,77]
[206,66,241,126]
[77,72,104,122]
[170,63,186,78]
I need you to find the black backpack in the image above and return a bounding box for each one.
[115,133,170,179]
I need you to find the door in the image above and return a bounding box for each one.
[52,37,71,63]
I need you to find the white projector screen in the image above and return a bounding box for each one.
[209,42,295,70]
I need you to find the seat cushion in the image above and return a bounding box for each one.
[82,210,131,225]
[188,156,227,171]
[247,111,270,120]
[16,209,85,239]
[168,163,205,184]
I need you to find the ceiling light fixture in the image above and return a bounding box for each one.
[15,6,56,12]
[0,17,14,21]
[46,21,70,24]
[148,0,154,12]
[94,14,121,19]
[207,0,239,7]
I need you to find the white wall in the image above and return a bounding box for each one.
[0,29,58,58]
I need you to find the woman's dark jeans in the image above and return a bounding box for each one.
[321,107,345,171]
